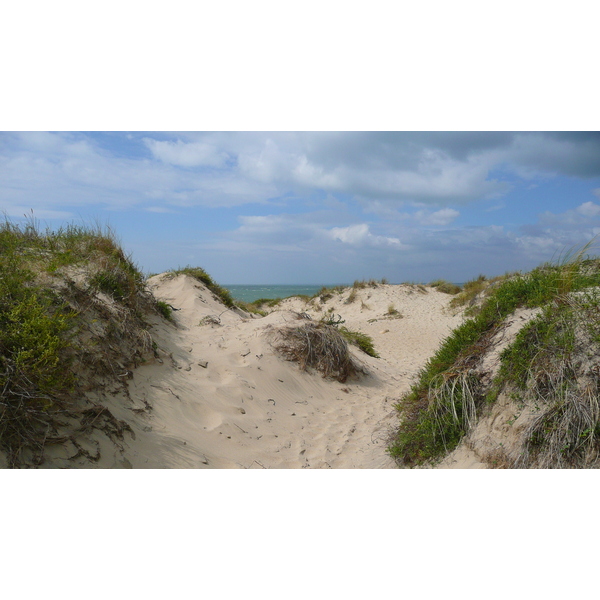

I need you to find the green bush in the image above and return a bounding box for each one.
[156,300,173,321]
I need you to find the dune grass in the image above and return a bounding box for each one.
[272,321,366,382]
[388,242,600,467]
[429,279,462,295]
[0,217,158,466]
[338,327,380,358]
[490,288,600,467]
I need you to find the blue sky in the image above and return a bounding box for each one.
[2,131,600,284]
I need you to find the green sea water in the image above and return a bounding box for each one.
[223,284,346,303]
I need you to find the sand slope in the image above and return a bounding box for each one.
[47,276,466,468]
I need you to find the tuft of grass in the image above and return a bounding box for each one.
[430,279,462,295]
[339,327,379,358]
[345,289,358,304]
[386,303,402,318]
[155,300,173,321]
[314,285,346,303]
[272,322,365,382]
[252,297,283,308]
[353,279,380,289]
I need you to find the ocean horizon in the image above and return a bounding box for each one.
[223,284,346,303]
[223,282,466,303]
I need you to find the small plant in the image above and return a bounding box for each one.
[386,303,402,318]
[321,314,345,327]
[339,327,379,358]
[345,289,358,304]
[156,300,173,321]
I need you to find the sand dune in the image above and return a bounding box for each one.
[54,276,465,468]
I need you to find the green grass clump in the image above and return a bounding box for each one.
[429,279,462,295]
[388,245,600,467]
[155,300,173,321]
[345,289,358,304]
[252,297,283,308]
[495,304,576,394]
[314,285,346,302]
[352,279,382,290]
[170,266,235,308]
[339,327,379,358]
[386,304,402,318]
[235,297,284,316]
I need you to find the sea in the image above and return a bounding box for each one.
[223,284,347,303]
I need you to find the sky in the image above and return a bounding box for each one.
[2,131,600,284]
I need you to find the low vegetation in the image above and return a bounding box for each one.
[338,327,379,358]
[429,279,461,295]
[388,241,600,468]
[0,217,160,467]
[271,321,366,383]
[490,290,600,467]
[386,303,402,318]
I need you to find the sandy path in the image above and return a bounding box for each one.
[80,276,465,469]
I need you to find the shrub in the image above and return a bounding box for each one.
[271,322,365,382]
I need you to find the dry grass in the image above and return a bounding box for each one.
[518,381,600,468]
[345,289,358,304]
[271,322,366,383]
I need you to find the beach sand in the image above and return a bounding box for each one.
[49,276,469,468]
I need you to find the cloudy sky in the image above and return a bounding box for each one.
[2,131,600,284]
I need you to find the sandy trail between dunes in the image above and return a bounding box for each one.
[64,276,467,469]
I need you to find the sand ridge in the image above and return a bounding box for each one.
[55,276,467,468]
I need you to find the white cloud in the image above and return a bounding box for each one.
[414,208,460,226]
[577,201,600,217]
[327,224,404,248]
[143,138,229,168]
[145,206,177,214]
